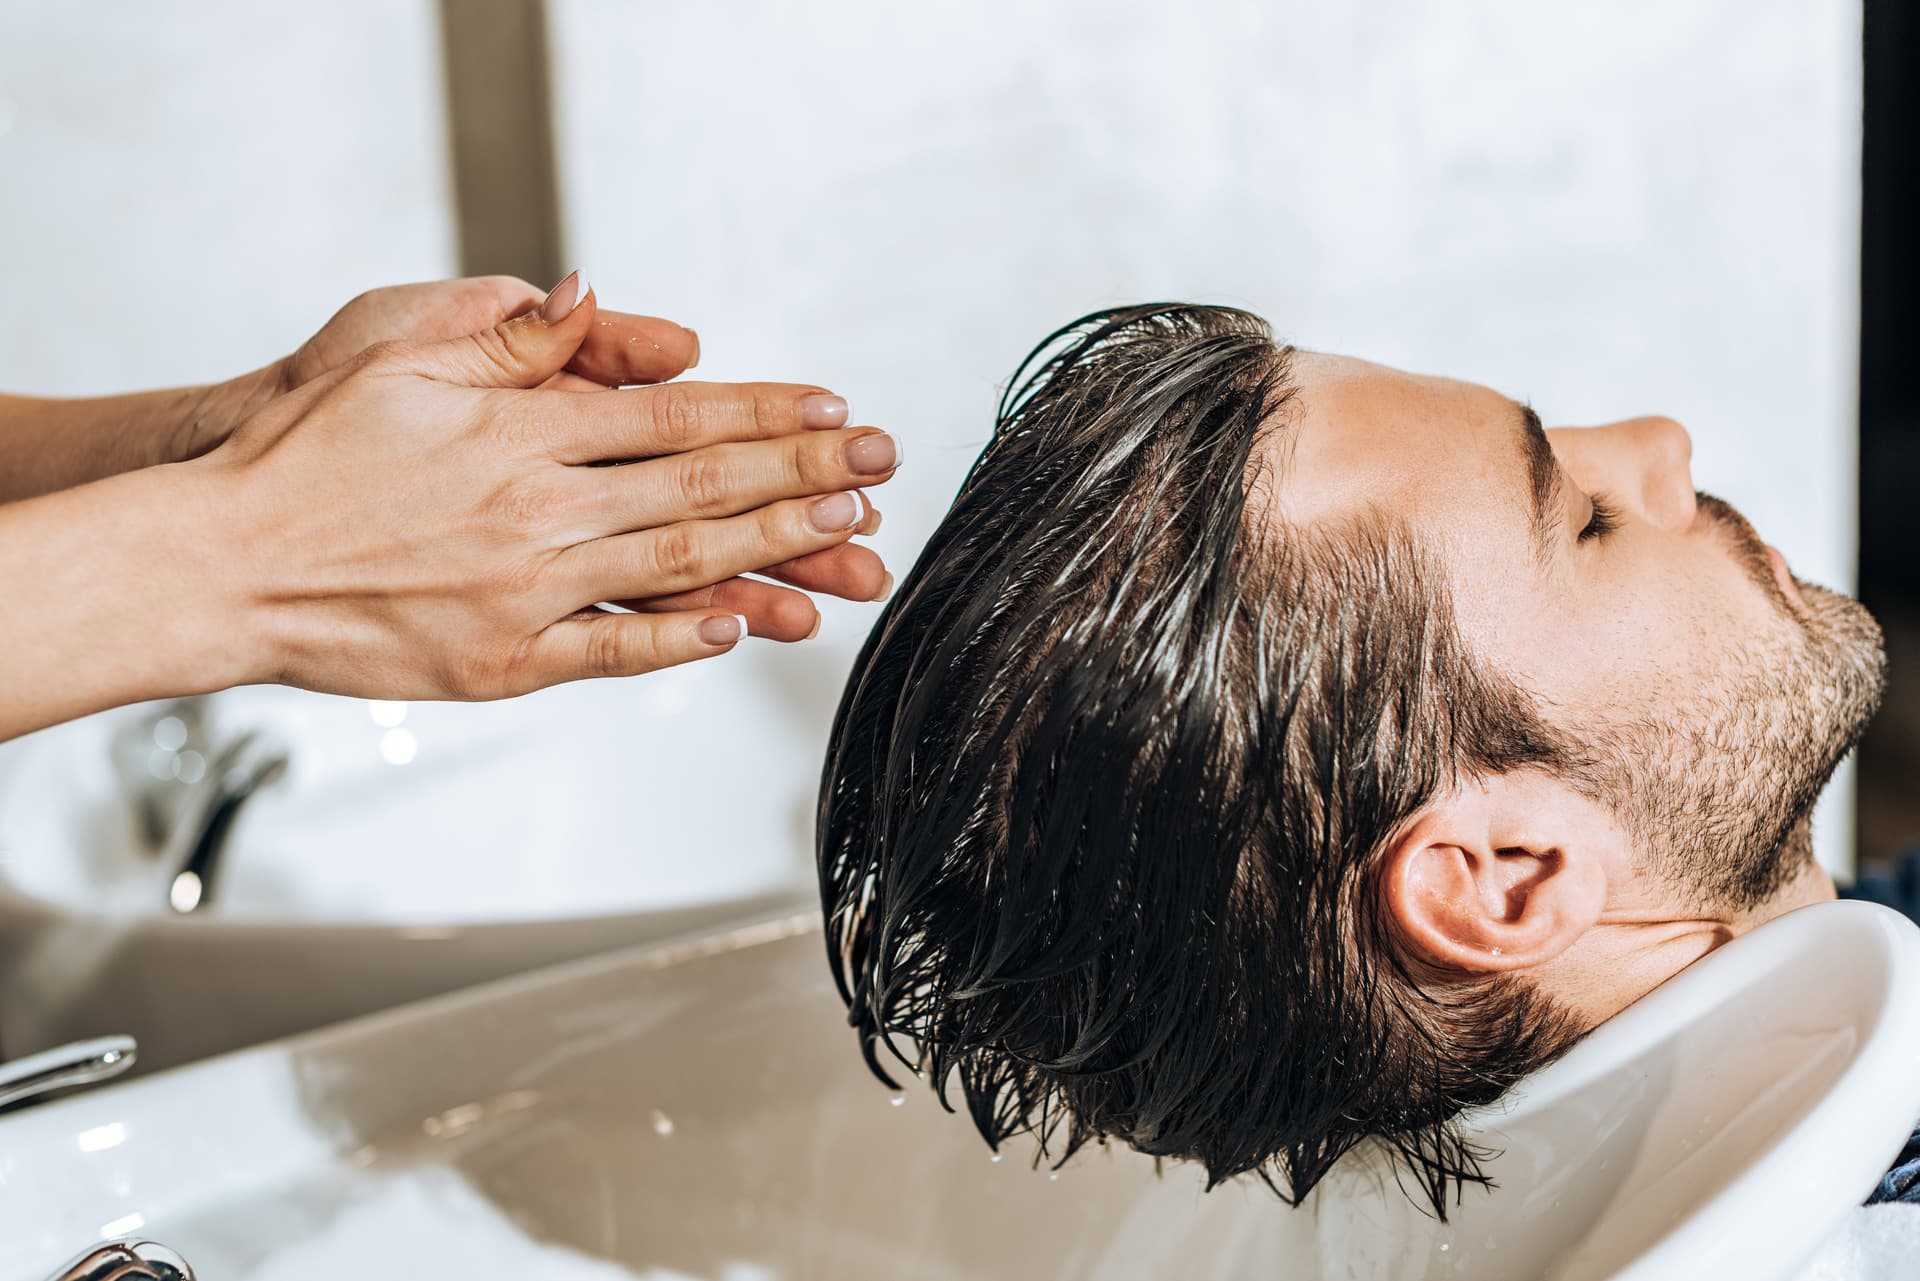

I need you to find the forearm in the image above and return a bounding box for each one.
[0,463,259,740]
[0,364,283,504]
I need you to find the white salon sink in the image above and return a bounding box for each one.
[0,651,848,1074]
[3,901,1918,1281]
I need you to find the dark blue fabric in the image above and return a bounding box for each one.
[1839,847,1920,1204]
[1867,1127,1920,1205]
[1836,852,1920,923]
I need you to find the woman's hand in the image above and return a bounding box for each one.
[256,276,888,613]
[200,275,897,699]
[275,275,704,398]
[0,275,898,740]
[0,275,699,503]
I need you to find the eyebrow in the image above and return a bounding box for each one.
[1515,400,1563,561]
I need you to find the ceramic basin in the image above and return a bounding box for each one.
[3,899,1918,1280]
[0,659,842,1073]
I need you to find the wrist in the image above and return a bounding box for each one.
[0,461,269,738]
[156,457,280,692]
[167,360,288,466]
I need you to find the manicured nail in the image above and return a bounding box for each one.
[872,573,896,602]
[541,270,589,323]
[809,492,862,531]
[799,394,850,429]
[685,329,701,369]
[845,432,899,476]
[699,614,747,646]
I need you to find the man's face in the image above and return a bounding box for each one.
[1271,353,1885,915]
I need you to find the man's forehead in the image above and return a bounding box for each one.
[1265,351,1531,544]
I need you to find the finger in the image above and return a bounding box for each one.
[574,428,899,533]
[559,490,868,604]
[568,312,701,386]
[532,381,853,465]
[541,371,610,393]
[523,609,748,686]
[853,490,883,536]
[410,270,596,389]
[610,577,821,642]
[762,540,893,603]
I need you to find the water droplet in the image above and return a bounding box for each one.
[990,1153,1003,1163]
[1489,946,1502,956]
[1439,1243,1450,1252]
[650,1109,674,1136]
[1049,1172,1059,1181]
[889,1094,906,1107]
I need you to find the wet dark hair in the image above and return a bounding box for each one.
[817,304,1586,1215]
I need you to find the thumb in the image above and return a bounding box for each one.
[412,270,595,389]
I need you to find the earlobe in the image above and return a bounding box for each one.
[1381,774,1612,975]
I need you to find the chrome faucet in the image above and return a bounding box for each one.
[43,1239,195,1281]
[111,699,290,914]
[0,1036,136,1109]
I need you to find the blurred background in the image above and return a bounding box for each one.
[0,0,1904,1009]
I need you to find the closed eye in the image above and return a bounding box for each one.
[1579,493,1621,543]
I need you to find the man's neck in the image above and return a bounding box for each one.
[1726,818,1836,936]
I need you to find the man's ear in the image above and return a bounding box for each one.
[1380,771,1617,974]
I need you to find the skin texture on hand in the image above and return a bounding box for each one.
[243,278,892,626]
[0,276,897,740]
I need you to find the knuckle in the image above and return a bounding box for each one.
[484,477,557,535]
[647,523,703,582]
[480,390,545,449]
[793,435,837,489]
[585,622,654,678]
[353,339,411,374]
[750,389,785,438]
[445,649,510,702]
[675,450,733,514]
[650,383,704,452]
[477,274,539,313]
[468,326,523,381]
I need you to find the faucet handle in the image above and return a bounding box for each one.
[44,1240,194,1281]
[0,1036,137,1110]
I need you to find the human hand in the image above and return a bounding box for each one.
[275,275,703,395]
[194,275,898,700]
[248,275,888,627]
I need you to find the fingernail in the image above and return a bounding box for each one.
[541,270,588,323]
[685,329,701,369]
[872,573,896,603]
[804,615,822,641]
[809,492,861,532]
[799,394,850,429]
[699,614,747,646]
[845,432,899,476]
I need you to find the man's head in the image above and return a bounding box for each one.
[816,305,1885,1212]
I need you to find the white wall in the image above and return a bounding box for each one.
[0,2,454,395]
[551,0,1866,872]
[0,2,1865,894]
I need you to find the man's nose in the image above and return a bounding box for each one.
[1551,416,1698,532]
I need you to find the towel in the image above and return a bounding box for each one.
[1793,1205,1920,1280]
